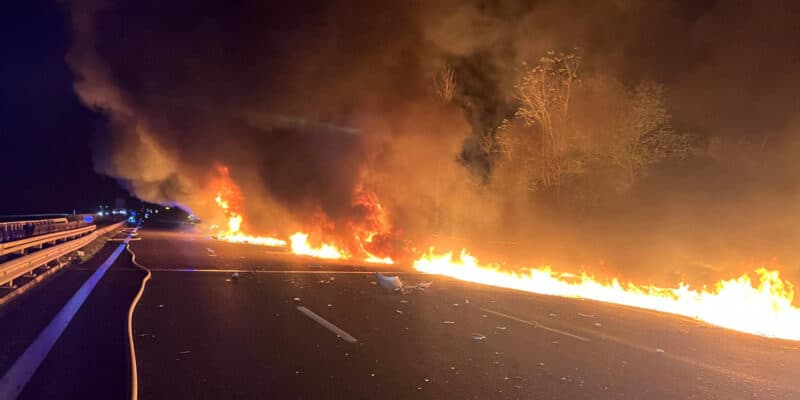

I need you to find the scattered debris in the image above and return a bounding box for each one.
[495,326,507,331]
[157,304,166,309]
[225,278,231,282]
[374,272,433,294]
[327,304,333,308]
[594,322,602,327]
[399,300,408,304]
[538,362,545,367]
[76,250,85,257]
[551,341,560,345]
[231,272,240,281]
[548,312,557,318]
[293,297,301,302]
[464,299,470,304]
[395,309,404,315]
[178,350,192,354]
[655,348,665,353]
[443,320,455,325]
[471,333,487,341]
[577,313,595,318]
[424,378,430,382]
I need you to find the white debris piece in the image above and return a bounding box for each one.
[443,320,455,325]
[655,348,665,353]
[471,333,487,341]
[375,272,403,291]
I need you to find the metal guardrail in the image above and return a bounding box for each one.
[0,221,126,288]
[0,225,97,257]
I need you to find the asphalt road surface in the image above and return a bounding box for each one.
[1,226,799,399]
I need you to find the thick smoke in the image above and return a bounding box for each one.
[67,0,800,282]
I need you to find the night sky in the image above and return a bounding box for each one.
[0,1,131,215]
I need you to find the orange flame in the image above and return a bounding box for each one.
[289,232,349,260]
[211,170,286,248]
[211,175,393,263]
[351,190,396,264]
[414,248,800,341]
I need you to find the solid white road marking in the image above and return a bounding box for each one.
[480,307,591,342]
[296,306,358,344]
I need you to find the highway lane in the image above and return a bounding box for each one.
[130,229,800,400]
[0,230,147,399]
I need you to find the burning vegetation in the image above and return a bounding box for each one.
[66,0,800,340]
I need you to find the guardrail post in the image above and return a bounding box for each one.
[4,279,14,289]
